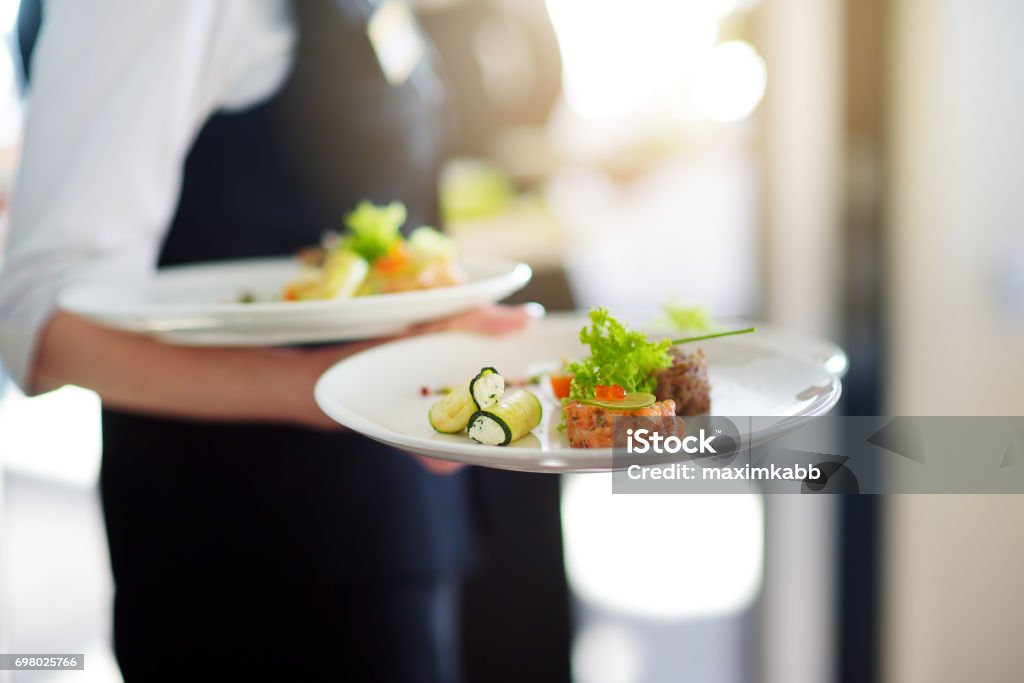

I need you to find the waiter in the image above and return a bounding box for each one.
[0,0,543,680]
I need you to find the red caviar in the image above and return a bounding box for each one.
[594,384,626,401]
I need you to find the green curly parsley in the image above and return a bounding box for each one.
[566,308,673,401]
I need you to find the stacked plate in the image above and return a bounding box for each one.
[61,256,847,472]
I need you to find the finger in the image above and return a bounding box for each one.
[412,454,467,475]
[412,303,544,336]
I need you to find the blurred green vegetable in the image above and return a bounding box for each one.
[343,201,406,262]
[408,226,456,258]
[660,300,713,332]
[440,159,514,222]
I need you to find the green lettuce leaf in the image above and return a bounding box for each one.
[567,308,673,401]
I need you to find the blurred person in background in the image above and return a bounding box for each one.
[0,0,561,680]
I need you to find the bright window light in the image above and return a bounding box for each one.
[561,473,763,620]
[0,0,19,36]
[545,0,719,119]
[572,621,645,683]
[692,40,767,122]
[0,382,103,486]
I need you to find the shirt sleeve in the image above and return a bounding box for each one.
[0,0,274,393]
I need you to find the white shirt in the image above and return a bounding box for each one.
[0,0,296,391]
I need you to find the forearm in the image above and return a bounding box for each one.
[32,311,352,428]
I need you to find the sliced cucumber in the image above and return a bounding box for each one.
[468,389,543,446]
[578,391,657,410]
[428,367,504,433]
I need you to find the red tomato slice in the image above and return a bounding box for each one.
[550,374,573,399]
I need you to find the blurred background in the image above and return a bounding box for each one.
[1,0,1023,681]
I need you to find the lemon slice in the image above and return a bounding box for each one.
[578,392,657,410]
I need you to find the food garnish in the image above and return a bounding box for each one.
[659,300,713,332]
[549,374,572,400]
[565,307,673,402]
[593,384,627,401]
[578,391,656,410]
[671,327,756,344]
[564,309,754,408]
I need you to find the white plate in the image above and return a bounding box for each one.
[59,256,532,345]
[315,315,846,473]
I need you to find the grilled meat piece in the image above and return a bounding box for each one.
[653,347,711,416]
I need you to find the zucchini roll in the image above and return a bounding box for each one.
[468,389,543,446]
[428,367,504,433]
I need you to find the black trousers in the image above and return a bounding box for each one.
[112,577,462,682]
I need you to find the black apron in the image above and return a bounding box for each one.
[58,1,472,679]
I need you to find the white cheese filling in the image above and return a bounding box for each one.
[469,416,507,446]
[472,373,505,409]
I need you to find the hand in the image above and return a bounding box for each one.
[409,302,544,336]
[411,454,467,475]
[32,306,539,480]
